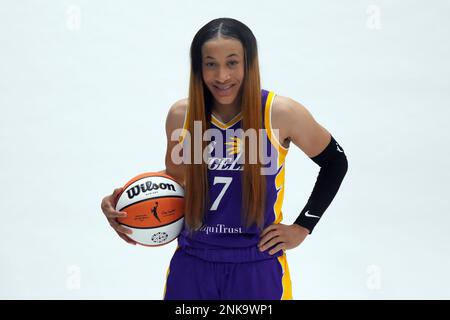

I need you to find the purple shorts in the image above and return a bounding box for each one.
[163,247,293,300]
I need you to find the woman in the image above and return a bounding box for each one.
[100,18,348,300]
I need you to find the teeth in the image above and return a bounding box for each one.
[216,85,232,90]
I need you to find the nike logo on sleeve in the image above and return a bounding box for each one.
[304,210,321,219]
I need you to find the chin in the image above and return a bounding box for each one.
[213,95,237,104]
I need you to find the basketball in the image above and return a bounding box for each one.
[115,172,185,246]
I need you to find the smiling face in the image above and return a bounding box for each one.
[201,37,245,108]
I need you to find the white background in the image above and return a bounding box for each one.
[1,0,449,299]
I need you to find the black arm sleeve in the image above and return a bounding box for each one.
[293,135,348,234]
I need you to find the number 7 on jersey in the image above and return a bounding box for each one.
[210,176,232,211]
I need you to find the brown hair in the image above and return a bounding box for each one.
[183,18,266,234]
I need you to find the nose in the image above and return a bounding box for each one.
[216,67,230,83]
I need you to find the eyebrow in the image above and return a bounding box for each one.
[204,53,239,59]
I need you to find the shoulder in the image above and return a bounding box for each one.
[166,98,188,130]
[272,94,309,121]
[272,93,331,157]
[272,94,320,134]
[168,98,188,119]
[270,94,307,141]
[268,94,299,148]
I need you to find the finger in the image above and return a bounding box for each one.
[259,224,277,239]
[269,243,285,255]
[117,231,136,244]
[112,187,124,203]
[105,210,128,219]
[116,231,137,245]
[116,224,133,235]
[259,235,283,252]
[101,193,127,219]
[258,230,280,248]
[109,218,119,228]
[109,219,133,235]
[113,187,123,195]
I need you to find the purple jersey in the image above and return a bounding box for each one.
[177,89,289,262]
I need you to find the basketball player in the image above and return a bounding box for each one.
[100,18,348,300]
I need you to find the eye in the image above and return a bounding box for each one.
[228,60,238,66]
[205,62,215,67]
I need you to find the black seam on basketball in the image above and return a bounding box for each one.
[119,215,184,229]
[118,195,184,211]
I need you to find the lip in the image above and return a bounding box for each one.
[214,84,235,96]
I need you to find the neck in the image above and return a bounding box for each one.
[211,95,242,123]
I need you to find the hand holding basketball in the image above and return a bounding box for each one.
[114,172,185,246]
[101,187,136,245]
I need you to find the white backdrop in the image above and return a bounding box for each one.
[1,0,449,299]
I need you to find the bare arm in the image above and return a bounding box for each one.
[279,96,348,233]
[259,96,348,254]
[100,98,188,244]
[159,98,187,187]
[274,95,331,157]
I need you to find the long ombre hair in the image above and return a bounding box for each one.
[183,18,266,234]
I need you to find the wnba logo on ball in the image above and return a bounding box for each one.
[126,181,176,199]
